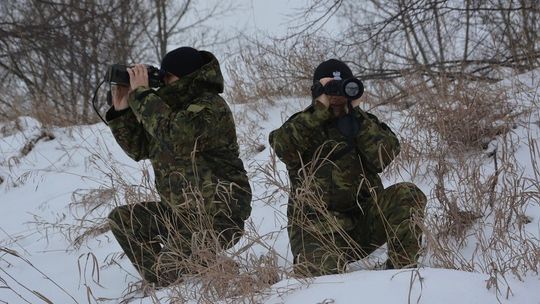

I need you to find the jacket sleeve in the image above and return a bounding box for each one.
[107,107,150,161]
[127,87,216,156]
[269,103,332,169]
[354,108,400,173]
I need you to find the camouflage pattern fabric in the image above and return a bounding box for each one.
[269,103,427,276]
[108,201,243,284]
[106,51,251,284]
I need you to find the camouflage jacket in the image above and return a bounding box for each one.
[106,51,252,222]
[269,103,400,214]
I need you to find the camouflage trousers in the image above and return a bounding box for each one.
[108,201,243,284]
[288,182,427,277]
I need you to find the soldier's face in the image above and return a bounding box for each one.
[164,73,180,85]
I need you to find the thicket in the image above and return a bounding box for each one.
[0,0,234,125]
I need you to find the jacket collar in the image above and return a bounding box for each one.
[156,50,224,109]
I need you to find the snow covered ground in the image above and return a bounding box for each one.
[1,70,539,303]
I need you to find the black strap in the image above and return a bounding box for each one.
[329,102,360,162]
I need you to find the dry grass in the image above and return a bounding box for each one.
[387,74,540,299]
[0,246,79,303]
[224,35,336,105]
[143,177,297,304]
[232,102,270,159]
[399,75,520,153]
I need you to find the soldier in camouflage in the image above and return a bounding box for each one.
[269,59,426,276]
[106,47,252,286]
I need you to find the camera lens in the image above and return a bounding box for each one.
[343,78,364,99]
[344,82,359,97]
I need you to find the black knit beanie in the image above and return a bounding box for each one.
[313,59,353,82]
[160,47,204,78]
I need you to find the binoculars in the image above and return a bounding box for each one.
[311,77,364,100]
[105,64,165,88]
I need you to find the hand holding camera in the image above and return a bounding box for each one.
[105,63,165,112]
[105,64,165,88]
[314,77,337,108]
[127,64,150,90]
[109,65,147,111]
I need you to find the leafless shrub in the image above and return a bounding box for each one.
[390,75,540,298]
[265,0,540,117]
[225,35,337,105]
[0,0,236,126]
[299,1,540,82]
[402,76,519,152]
[0,1,149,125]
[418,144,540,297]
